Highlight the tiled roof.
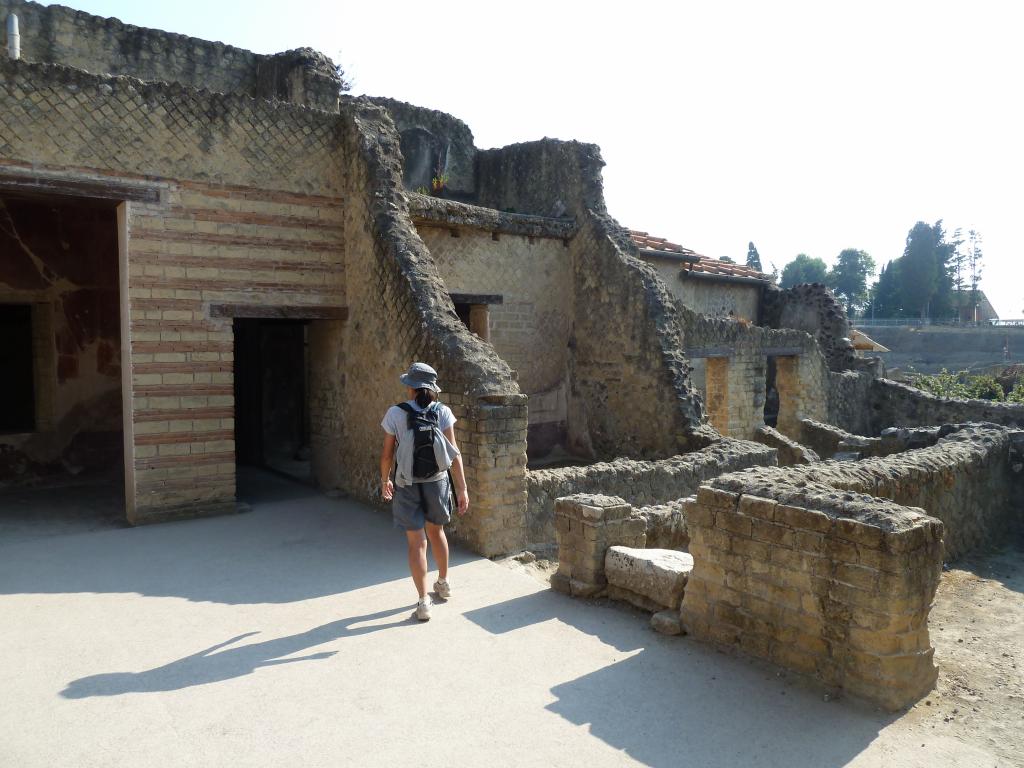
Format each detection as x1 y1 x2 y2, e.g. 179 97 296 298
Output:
629 230 769 281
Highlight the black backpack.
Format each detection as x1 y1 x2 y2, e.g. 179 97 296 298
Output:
397 402 442 479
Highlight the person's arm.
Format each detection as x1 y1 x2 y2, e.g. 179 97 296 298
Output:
443 426 470 515
380 434 396 501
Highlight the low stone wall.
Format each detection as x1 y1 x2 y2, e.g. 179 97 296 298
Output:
752 426 819 465
526 440 776 545
871 378 1024 431
681 481 943 710
634 499 689 550
782 424 1018 560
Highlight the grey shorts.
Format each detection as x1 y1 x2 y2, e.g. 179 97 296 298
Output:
392 475 453 531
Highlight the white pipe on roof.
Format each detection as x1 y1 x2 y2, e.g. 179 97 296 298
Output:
6 13 20 60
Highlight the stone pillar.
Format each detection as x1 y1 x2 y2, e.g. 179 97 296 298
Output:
469 304 490 342
551 494 646 598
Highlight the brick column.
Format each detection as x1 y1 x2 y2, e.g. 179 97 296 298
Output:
551 494 646 597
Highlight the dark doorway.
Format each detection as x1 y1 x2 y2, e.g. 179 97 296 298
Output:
0 304 35 433
234 319 311 483
764 356 779 428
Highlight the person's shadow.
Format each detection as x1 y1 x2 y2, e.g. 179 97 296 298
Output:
61 606 415 698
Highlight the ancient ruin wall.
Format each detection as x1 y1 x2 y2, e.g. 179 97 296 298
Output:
681 481 943 710
1 0 342 109
338 98 528 556
477 139 711 459
827 369 875 435
761 283 857 372
724 424 1018 560
525 439 776 545
680 308 828 440
366 97 476 196
642 255 762 321
870 378 1024 432
420 225 574 458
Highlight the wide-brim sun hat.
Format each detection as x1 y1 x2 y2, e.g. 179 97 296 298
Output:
400 362 441 393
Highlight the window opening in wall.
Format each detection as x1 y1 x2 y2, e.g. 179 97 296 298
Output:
234 318 312 484
764 356 779 428
0 304 35 433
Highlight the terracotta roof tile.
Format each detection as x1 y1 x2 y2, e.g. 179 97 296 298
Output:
630 230 769 281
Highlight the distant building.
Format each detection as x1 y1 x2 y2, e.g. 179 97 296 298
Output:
958 291 999 323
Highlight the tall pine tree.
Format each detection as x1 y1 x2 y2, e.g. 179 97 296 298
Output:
746 242 762 271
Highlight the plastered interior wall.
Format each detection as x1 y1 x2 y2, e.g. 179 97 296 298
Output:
0 196 122 482
419 226 573 457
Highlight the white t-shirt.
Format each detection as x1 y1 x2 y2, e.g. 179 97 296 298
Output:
381 400 456 439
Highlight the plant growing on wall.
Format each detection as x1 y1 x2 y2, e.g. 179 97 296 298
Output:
431 173 449 196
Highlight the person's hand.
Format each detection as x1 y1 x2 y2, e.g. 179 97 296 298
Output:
382 479 394 501
457 488 469 516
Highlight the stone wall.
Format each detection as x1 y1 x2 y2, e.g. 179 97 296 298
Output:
1 0 342 109
870 378 1024 432
731 424 1019 561
337 98 528 556
680 307 828 440
525 439 775 545
762 283 857 372
827 369 875 435
681 480 943 710
418 225 573 458
366 97 476 197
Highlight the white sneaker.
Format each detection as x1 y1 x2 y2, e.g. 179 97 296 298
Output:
414 597 432 621
434 579 451 599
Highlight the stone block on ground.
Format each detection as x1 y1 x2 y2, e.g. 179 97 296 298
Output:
605 546 694 611
651 609 682 635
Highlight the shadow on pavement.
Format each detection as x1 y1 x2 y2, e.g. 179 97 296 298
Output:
0 469 475 605
61 606 417 698
466 589 896 768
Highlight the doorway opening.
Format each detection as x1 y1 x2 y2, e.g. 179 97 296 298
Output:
764 356 779 428
233 318 312 484
0 192 125 530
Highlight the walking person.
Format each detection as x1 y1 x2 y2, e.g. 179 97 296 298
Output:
380 363 469 621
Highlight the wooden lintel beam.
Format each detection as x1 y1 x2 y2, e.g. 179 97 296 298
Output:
449 293 503 306
209 304 348 320
0 173 161 204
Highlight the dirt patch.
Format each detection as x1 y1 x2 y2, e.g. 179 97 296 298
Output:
900 545 1024 764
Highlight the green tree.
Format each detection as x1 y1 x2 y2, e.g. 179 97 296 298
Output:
967 229 984 319
826 248 876 316
899 220 954 319
780 254 828 288
746 242 762 271
719 255 736 264
868 260 904 317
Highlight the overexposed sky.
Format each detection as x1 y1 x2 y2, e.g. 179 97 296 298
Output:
37 0 1024 317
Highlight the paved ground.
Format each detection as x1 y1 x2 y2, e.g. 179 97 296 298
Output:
0 472 1013 767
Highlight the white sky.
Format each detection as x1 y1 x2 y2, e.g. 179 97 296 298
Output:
38 0 1024 317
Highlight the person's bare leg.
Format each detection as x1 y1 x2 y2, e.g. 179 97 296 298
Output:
405 529 428 599
425 522 449 582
